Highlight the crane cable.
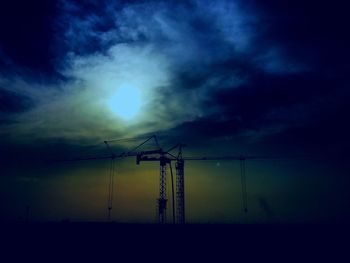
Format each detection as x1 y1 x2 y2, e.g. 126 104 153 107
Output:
240 159 248 214
107 158 116 221
169 162 176 224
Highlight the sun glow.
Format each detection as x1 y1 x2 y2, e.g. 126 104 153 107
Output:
108 85 142 119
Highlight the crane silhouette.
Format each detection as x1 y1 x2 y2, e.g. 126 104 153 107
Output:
50 135 288 224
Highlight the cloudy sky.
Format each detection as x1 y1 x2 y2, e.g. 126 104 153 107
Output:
0 0 349 223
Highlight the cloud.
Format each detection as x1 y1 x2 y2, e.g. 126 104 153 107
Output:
1 0 345 152
0 1 243 141
0 88 33 114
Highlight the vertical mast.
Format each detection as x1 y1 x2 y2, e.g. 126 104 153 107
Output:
158 155 168 224
176 159 185 224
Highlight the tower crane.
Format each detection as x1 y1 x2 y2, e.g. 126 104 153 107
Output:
135 143 184 224
50 135 290 224
136 146 284 224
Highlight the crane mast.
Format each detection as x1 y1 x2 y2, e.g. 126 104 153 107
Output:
136 151 173 224
176 158 185 224
136 143 185 224
158 155 169 224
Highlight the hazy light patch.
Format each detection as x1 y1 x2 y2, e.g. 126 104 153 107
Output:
1 44 173 142
108 85 142 120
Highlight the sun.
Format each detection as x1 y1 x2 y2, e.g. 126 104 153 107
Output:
108 85 142 120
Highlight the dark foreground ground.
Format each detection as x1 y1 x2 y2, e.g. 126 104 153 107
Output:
1 222 349 260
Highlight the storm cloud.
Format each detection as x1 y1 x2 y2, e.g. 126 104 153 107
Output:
0 0 349 154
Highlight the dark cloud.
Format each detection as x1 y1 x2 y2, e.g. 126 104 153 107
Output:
0 0 59 78
158 1 350 154
0 89 34 114
251 1 350 70
0 88 35 126
0 0 349 154
166 67 349 156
